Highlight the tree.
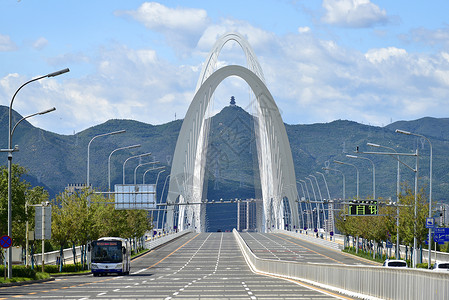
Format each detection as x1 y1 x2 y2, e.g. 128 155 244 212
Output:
398 184 429 247
0 164 49 246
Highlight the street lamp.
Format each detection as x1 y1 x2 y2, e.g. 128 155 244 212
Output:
334 160 359 199
143 167 165 185
6 68 68 279
317 171 334 234
367 142 401 259
122 153 152 184
160 174 171 232
309 175 324 230
108 144 141 192
134 161 159 184
295 181 306 229
15 109 56 267
87 129 126 190
311 174 327 232
346 154 376 200
356 146 419 267
299 179 314 229
323 167 346 201
149 168 166 228
396 129 433 268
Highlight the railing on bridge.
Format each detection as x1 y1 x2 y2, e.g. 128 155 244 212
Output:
234 229 449 300
29 230 193 266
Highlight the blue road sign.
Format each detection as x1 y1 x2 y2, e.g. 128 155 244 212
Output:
0 235 12 249
426 218 435 229
386 240 393 248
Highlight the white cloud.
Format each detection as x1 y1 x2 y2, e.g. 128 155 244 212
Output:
118 2 208 52
32 37 48 50
365 47 407 63
197 19 276 55
121 2 207 33
322 0 388 28
401 27 449 48
4 8 449 135
0 34 17 51
298 26 311 34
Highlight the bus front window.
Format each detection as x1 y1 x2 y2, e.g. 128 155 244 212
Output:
92 242 122 263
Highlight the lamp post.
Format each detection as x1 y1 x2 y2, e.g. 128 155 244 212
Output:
6 68 68 279
299 179 314 229
143 167 165 185
160 175 171 232
108 144 141 192
317 171 334 234
296 181 306 229
134 161 159 184
356 146 419 267
13 108 56 268
87 129 126 192
346 154 376 200
334 160 359 199
310 175 325 230
323 167 345 201
150 169 165 228
122 153 152 184
306 177 320 229
396 129 432 268
367 142 401 259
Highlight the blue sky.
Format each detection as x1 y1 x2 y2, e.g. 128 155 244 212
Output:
1 0 449 135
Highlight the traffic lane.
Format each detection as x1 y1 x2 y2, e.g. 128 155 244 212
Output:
240 232 379 266
0 232 198 299
0 232 354 299
143 232 349 300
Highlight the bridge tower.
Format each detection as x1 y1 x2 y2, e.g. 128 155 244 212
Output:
165 32 299 233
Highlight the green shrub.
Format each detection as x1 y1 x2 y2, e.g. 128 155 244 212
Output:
0 265 37 278
43 265 59 273
416 263 431 269
43 263 88 273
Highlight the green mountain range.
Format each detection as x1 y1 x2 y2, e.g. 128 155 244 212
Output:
0 104 447 231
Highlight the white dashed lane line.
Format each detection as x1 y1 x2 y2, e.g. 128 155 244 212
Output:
242 281 257 300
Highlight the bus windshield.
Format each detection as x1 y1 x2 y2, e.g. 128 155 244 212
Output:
91 241 123 263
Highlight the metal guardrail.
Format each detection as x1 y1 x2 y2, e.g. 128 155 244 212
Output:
30 230 194 266
145 229 193 250
234 229 449 300
32 246 83 265
273 229 343 251
287 229 449 265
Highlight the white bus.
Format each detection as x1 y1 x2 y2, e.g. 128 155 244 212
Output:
90 237 131 276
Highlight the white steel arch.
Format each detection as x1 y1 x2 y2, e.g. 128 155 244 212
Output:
166 64 299 233
196 32 265 93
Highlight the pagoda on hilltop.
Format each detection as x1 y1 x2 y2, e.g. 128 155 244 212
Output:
230 96 236 106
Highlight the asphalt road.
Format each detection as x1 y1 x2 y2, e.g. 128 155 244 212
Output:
240 232 379 266
0 232 356 299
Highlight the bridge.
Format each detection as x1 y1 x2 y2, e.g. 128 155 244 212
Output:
1 231 447 299
2 33 448 299
164 32 300 234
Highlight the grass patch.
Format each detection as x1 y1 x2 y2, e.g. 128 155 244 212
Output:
343 247 391 264
131 248 150 259
343 247 430 268
0 271 50 284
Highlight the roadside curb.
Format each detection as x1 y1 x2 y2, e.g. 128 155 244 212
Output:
50 271 92 277
0 277 54 287
131 249 151 260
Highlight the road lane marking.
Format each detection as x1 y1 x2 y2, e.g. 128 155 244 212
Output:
277 233 379 266
275 234 346 265
145 233 200 270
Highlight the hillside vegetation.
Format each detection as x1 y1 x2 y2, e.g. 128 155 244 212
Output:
0 105 447 209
